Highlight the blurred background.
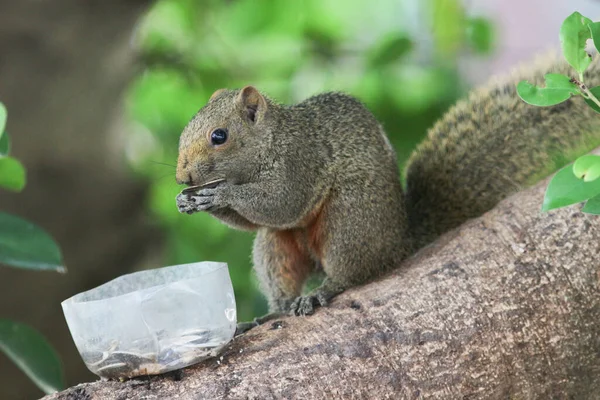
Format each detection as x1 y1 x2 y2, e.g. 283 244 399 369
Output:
1 0 600 398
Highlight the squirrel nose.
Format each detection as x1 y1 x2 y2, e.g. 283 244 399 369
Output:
176 165 194 185
176 155 194 185
176 172 193 186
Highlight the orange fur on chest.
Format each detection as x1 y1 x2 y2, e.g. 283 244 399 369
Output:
273 197 329 268
305 200 328 260
262 197 331 294
271 229 312 293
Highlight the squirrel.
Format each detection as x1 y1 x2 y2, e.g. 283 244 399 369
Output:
175 55 600 327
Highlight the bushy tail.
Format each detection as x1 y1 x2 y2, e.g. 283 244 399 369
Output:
404 53 600 248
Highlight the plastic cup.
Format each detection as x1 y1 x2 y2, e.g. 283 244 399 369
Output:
61 262 236 379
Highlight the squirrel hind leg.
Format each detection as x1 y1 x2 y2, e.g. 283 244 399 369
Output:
252 227 316 313
290 182 410 315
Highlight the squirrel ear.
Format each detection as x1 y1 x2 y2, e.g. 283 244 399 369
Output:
237 86 267 123
209 88 226 103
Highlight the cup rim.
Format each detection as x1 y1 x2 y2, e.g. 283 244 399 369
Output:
61 261 227 306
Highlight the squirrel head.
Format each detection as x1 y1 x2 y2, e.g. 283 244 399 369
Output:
176 86 271 187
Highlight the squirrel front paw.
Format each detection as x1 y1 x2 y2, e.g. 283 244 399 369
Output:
176 193 200 214
176 185 229 214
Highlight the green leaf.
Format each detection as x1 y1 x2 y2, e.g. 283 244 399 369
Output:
0 130 9 156
583 85 600 113
466 17 495 54
560 12 593 76
588 21 600 54
367 34 412 68
0 156 26 192
0 102 6 137
582 193 600 214
573 154 600 181
0 319 64 394
0 212 65 272
516 74 580 106
542 163 600 211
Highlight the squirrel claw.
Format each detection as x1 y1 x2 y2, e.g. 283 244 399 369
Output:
290 293 328 316
290 280 343 316
177 186 229 213
175 193 200 214
175 188 224 213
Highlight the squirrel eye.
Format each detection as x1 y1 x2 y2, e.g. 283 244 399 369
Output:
210 128 228 146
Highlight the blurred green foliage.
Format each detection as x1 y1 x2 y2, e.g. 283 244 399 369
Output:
125 0 495 321
0 102 65 394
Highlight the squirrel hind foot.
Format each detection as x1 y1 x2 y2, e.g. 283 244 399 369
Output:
290 279 345 316
290 293 328 316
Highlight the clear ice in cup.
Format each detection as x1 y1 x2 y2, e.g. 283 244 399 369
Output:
61 262 236 379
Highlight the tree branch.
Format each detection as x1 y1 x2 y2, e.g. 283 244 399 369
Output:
44 173 600 400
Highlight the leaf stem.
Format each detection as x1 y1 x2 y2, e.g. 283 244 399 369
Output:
570 77 600 109
585 89 600 109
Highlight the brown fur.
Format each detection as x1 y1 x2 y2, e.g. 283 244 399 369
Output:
300 195 330 260
177 86 408 314
177 56 600 317
271 230 313 294
406 54 600 247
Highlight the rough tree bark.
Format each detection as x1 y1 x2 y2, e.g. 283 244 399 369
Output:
43 172 600 400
